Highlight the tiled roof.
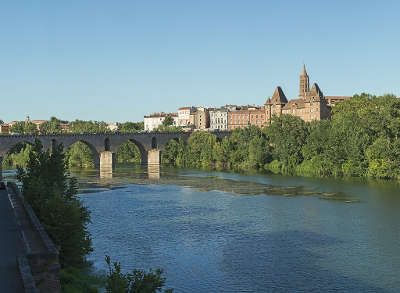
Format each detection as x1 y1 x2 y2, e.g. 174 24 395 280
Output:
282 99 305 110
266 86 288 104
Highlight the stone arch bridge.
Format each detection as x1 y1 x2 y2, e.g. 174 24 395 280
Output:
0 132 231 176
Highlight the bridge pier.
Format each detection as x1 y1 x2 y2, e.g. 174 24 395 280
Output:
100 151 115 171
147 150 161 165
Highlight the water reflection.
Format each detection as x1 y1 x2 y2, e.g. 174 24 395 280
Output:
148 165 160 180
72 164 358 203
100 168 113 179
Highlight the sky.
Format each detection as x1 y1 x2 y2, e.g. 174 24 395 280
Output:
1 0 399 123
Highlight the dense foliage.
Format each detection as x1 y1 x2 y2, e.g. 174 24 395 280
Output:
163 94 400 180
116 141 141 164
16 140 93 267
10 121 38 134
105 256 173 293
118 122 144 133
39 117 66 134
69 120 110 134
2 143 33 169
65 141 96 168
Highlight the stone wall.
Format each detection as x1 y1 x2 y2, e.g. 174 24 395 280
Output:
7 182 61 293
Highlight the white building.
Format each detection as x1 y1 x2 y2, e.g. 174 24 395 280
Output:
177 107 196 127
144 113 178 131
107 122 119 132
209 108 228 130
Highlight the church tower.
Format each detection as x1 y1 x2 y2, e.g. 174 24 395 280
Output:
299 64 309 99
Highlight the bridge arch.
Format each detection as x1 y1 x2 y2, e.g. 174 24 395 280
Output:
128 138 148 164
64 140 100 168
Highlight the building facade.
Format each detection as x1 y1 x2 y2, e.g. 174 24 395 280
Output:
209 108 228 130
0 124 9 134
144 113 178 131
249 108 266 128
194 107 210 130
228 108 250 130
177 107 196 127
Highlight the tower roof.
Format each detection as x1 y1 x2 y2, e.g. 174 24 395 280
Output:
311 83 322 94
267 86 288 104
301 64 308 76
309 83 324 99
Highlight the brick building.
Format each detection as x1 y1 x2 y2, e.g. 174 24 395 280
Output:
265 65 349 124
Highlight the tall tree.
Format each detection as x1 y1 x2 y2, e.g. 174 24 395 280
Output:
39 117 62 134
17 139 92 267
162 116 174 127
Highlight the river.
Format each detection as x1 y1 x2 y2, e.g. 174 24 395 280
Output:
68 164 400 292
6 164 400 292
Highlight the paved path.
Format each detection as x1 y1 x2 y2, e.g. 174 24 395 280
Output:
0 188 24 292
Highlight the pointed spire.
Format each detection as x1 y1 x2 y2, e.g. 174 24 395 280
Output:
301 64 308 76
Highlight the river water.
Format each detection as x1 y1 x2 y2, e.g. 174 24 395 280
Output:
31 165 400 291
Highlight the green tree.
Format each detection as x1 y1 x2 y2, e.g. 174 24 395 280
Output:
39 117 62 134
69 120 110 134
116 141 142 163
213 137 231 168
17 139 92 267
66 142 95 168
10 121 25 134
162 116 174 127
118 122 144 134
264 115 308 173
105 256 173 293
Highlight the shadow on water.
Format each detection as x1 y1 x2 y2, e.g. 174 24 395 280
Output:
218 230 392 293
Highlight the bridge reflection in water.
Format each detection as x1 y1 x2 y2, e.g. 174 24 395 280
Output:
147 165 160 180
99 164 160 180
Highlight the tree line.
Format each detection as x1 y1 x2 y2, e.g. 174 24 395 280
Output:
162 93 400 180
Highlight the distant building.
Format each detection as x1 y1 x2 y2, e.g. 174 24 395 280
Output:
107 122 119 132
177 107 196 127
228 107 250 130
193 107 210 130
265 65 348 123
144 113 178 131
0 124 9 134
209 108 228 131
60 122 70 133
325 96 352 107
249 108 266 128
228 105 266 130
26 116 47 131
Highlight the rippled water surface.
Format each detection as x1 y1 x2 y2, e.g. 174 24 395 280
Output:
70 165 400 292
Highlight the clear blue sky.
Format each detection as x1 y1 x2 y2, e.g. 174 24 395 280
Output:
1 0 399 123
